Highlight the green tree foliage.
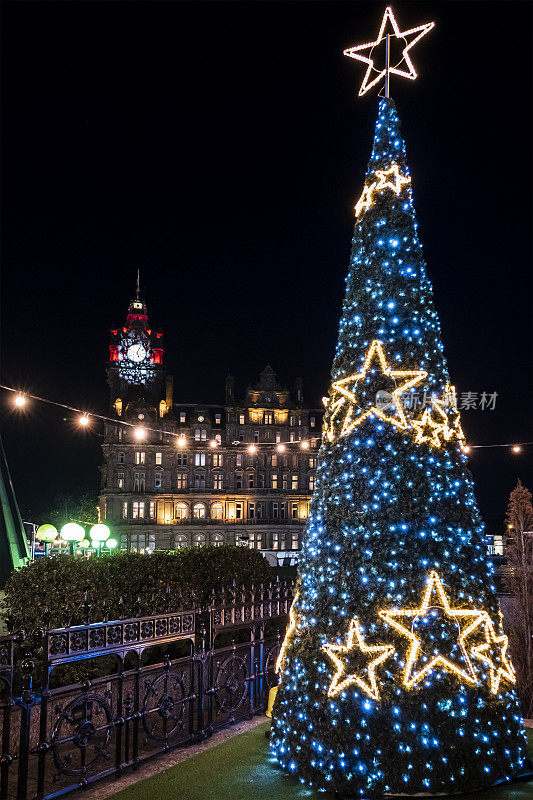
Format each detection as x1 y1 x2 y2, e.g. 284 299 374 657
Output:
40 490 99 529
504 480 533 717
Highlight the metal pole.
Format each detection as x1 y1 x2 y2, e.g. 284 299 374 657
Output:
385 33 390 98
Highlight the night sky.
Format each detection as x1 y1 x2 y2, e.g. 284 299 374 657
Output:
1 1 532 527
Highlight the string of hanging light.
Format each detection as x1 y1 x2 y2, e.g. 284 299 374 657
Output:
2 384 530 454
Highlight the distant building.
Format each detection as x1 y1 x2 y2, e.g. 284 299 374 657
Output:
98 284 323 561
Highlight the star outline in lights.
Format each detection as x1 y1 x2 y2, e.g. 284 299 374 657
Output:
323 618 395 700
411 407 448 448
379 571 486 689
324 340 427 442
275 589 300 674
343 6 435 97
471 617 516 695
411 383 467 450
354 163 411 218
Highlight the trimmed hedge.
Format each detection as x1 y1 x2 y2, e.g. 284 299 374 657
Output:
2 546 272 632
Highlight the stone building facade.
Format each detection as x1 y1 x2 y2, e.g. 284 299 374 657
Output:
98 287 322 559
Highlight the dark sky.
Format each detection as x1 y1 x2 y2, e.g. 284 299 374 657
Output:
1 1 532 526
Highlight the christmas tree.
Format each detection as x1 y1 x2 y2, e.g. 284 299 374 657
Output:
270 88 527 800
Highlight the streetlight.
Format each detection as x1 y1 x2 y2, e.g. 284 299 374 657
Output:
90 523 111 556
36 524 58 557
60 522 85 556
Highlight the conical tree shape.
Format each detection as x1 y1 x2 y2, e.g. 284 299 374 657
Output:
271 98 527 796
0 435 30 588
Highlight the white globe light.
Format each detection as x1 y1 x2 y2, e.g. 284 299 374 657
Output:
90 523 111 542
36 524 58 543
60 523 85 542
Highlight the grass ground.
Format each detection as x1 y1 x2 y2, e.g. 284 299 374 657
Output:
109 724 532 800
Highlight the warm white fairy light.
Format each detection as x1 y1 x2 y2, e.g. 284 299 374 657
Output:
343 6 435 97
14 394 27 407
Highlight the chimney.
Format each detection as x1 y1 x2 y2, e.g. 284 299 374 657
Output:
165 375 174 408
295 377 303 405
225 374 235 404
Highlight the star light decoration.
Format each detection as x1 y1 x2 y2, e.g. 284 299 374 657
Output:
471 617 516 695
324 339 427 443
355 163 411 217
276 589 300 674
322 619 394 700
344 6 435 97
379 571 487 689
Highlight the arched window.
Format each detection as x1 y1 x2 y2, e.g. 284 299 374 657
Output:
211 502 224 520
193 503 206 519
194 428 201 441
175 502 188 520
173 533 188 549
114 397 123 416
193 533 207 547
211 533 224 548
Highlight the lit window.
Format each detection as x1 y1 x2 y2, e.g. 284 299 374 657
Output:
133 472 145 491
193 503 206 519
212 533 224 547
118 428 123 441
195 453 206 466
213 473 224 490
249 532 262 549
310 416 316 428
194 473 206 489
201 429 207 441
271 473 278 489
309 456 317 468
298 417 302 426
180 411 186 423
149 501 155 519
174 533 188 548
292 531 299 550
272 454 278 467
272 531 279 549
193 533 206 547
194 429 201 441
117 472 124 489
176 473 187 489
290 415 295 426
236 453 243 466
265 412 273 425
236 502 243 519
239 413 245 425
155 472 162 489
214 433 222 444
213 453 223 467
135 451 145 465
291 474 299 491
309 475 315 491
118 452 125 464
133 501 145 519
291 501 298 519
175 502 188 519
122 501 128 519
290 432 296 443
155 452 162 465
215 413 221 424
276 431 281 443
235 472 243 489
283 474 289 490
211 502 223 520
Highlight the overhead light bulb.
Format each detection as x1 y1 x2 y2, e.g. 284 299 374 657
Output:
276 443 286 452
79 414 90 427
14 394 27 407
512 445 521 453
177 436 186 448
209 440 218 448
300 440 310 450
134 426 146 440
248 444 257 454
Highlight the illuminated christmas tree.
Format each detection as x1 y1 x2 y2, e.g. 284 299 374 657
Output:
270 9 527 796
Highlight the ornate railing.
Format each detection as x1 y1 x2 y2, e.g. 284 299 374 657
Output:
0 581 293 800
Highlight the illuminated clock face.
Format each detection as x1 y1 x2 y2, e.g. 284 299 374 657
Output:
127 343 147 362
118 334 155 385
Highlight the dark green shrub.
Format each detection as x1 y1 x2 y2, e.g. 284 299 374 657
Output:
2 545 272 632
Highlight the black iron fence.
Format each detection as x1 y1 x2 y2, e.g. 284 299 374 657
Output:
0 582 293 800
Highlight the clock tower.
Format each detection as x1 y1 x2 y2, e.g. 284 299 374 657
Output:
107 274 169 412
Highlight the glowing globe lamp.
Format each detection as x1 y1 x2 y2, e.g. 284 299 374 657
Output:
90 524 110 542
79 538 91 549
60 523 85 542
36 524 58 543
106 538 118 549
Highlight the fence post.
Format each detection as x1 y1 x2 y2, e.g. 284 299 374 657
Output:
16 658 35 800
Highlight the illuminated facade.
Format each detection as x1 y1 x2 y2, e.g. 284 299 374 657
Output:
99 290 322 555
